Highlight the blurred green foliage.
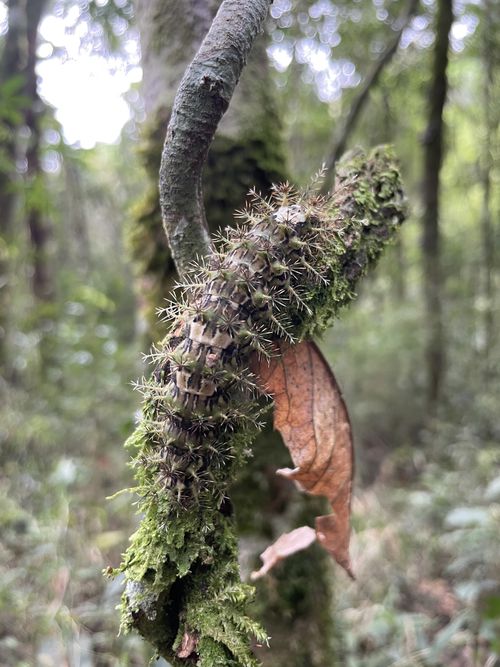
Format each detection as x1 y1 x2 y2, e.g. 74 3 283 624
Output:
0 0 499 665
0 128 152 663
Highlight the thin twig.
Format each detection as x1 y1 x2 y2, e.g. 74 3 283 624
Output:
321 0 419 193
159 0 272 277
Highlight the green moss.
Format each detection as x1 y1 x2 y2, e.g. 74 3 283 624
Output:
116 406 267 664
204 130 287 235
115 147 405 666
253 544 340 667
293 147 406 340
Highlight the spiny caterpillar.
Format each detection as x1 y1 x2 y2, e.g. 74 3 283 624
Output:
115 148 406 667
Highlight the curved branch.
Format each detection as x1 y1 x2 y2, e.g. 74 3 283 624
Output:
321 0 419 193
159 0 272 277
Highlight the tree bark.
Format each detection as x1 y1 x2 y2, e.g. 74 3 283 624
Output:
421 0 453 408
118 145 406 666
158 0 271 274
0 0 24 373
131 1 337 665
131 0 285 339
479 0 499 373
24 0 53 304
63 157 91 278
131 0 219 337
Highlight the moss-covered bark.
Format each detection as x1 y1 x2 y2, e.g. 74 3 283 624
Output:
0 0 24 372
116 148 406 665
233 428 340 666
127 101 337 667
127 2 344 665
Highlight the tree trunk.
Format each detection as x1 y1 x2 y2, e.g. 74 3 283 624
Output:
131 1 338 665
24 0 53 304
63 157 91 278
479 0 499 374
0 0 24 373
420 0 453 408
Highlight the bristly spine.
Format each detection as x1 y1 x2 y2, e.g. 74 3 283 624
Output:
114 147 406 667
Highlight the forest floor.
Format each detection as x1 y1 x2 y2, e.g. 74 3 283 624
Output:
1 266 499 667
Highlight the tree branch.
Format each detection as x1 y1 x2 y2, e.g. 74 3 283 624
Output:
118 147 406 667
119 4 407 665
321 0 419 193
159 0 272 277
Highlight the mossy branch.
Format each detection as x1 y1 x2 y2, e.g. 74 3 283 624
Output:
119 2 407 665
159 0 272 277
115 147 406 666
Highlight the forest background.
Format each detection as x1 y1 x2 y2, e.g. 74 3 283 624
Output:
0 0 499 665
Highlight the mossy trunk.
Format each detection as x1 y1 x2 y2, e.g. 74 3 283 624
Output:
479 0 499 373
25 0 52 303
130 2 339 665
118 148 405 666
24 0 56 375
0 0 24 375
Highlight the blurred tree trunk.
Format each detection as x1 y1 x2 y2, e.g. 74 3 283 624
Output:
130 0 215 337
420 0 453 408
0 0 24 374
64 157 91 278
132 0 285 339
479 0 499 374
381 83 406 303
24 0 53 303
132 1 339 665
23 0 56 375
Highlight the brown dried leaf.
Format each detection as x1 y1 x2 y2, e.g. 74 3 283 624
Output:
252 340 354 578
177 630 198 659
250 526 317 580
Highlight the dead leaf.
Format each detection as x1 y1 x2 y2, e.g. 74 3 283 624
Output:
177 630 198 658
251 340 354 578
251 526 317 580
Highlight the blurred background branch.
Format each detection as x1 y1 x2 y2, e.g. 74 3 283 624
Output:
321 0 420 192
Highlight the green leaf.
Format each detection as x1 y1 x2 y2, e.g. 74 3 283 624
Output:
483 595 500 620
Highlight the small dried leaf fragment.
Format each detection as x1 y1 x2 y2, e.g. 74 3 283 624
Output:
177 630 198 659
252 340 354 577
251 526 316 580
316 486 354 578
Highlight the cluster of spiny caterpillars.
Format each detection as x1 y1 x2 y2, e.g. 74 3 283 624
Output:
114 147 406 667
